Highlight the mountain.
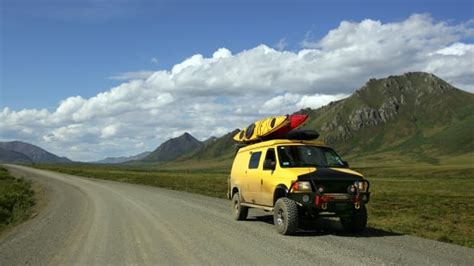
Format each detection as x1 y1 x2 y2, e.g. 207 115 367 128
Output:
169 72 472 167
298 72 474 164
0 147 34 164
185 129 240 161
94 151 151 164
141 133 204 162
202 136 218 146
0 141 71 163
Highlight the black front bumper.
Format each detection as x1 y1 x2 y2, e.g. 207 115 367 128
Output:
288 191 371 217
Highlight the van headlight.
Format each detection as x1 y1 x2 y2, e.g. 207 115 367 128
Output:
355 181 368 192
291 181 312 193
347 185 357 194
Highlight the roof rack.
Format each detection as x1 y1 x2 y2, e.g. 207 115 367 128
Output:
234 130 320 150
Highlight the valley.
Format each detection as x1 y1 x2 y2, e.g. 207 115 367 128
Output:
3 72 474 248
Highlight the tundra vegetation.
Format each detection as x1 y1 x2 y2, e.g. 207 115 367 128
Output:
0 167 35 233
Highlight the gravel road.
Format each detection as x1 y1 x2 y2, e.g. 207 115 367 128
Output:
1 165 472 265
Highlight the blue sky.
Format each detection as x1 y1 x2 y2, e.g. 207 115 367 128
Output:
1 0 473 160
2 0 472 110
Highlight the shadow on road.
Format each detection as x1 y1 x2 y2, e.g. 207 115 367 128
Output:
245 214 401 238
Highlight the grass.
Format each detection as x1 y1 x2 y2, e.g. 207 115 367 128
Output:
34 162 474 248
36 163 229 198
0 166 35 233
359 168 474 248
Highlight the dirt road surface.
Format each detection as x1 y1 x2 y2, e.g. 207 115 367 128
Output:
1 165 472 265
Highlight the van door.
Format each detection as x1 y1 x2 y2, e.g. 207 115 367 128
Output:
246 150 262 204
259 148 277 206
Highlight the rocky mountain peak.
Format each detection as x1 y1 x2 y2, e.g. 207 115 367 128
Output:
319 72 469 144
358 72 456 97
180 132 198 142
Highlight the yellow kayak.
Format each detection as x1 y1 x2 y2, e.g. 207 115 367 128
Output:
233 115 290 142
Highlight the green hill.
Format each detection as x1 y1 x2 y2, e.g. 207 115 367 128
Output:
298 72 474 166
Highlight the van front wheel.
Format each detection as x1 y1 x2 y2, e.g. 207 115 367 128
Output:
274 198 298 235
232 192 248 220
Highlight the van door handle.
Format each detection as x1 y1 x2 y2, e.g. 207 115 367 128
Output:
261 179 263 185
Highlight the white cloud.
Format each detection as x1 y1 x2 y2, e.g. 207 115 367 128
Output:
424 42 474 91
101 124 119 138
434 42 474 56
1 14 472 161
274 38 288 51
260 93 349 115
260 93 301 115
297 94 349 109
212 48 232 59
300 30 317 49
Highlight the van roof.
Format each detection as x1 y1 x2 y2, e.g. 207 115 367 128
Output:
237 139 328 153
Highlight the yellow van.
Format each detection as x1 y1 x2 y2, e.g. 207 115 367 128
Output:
228 137 370 235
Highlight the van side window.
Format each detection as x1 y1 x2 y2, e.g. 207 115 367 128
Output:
262 148 276 170
264 148 276 165
248 152 262 169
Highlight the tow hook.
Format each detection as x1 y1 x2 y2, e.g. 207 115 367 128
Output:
321 202 327 210
354 202 361 209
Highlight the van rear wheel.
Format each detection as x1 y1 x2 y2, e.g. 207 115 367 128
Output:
232 192 248 220
274 197 298 235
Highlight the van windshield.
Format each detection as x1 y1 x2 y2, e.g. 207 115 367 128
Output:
277 145 345 168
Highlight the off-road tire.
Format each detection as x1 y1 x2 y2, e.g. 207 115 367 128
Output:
273 197 298 235
340 204 367 233
232 192 248 220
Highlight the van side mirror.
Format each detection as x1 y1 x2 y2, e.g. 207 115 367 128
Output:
263 159 276 171
342 161 349 168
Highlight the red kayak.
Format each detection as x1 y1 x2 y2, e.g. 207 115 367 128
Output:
263 114 308 140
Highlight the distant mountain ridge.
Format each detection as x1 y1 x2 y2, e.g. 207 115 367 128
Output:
94 151 151 164
182 129 239 161
0 141 71 163
141 133 204 162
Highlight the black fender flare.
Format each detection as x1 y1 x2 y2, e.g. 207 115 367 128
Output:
273 184 289 204
231 186 241 199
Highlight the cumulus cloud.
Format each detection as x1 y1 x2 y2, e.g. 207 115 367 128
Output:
1 14 473 161
274 38 288 51
425 42 474 90
259 93 350 115
434 42 474 56
101 124 119 138
297 94 349 109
